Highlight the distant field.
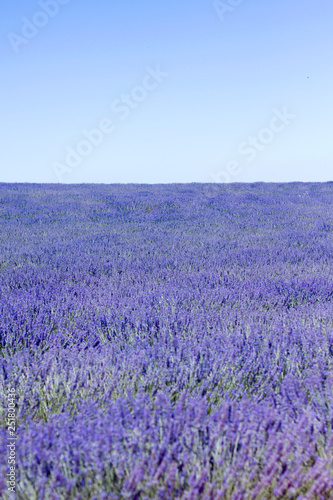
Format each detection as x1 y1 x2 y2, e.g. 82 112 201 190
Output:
1 182 333 499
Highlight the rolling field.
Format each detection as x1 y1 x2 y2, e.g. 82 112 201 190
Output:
1 182 333 499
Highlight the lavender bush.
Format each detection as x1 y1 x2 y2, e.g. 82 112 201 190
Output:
0 182 333 499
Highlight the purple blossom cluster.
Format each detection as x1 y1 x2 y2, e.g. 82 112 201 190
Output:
0 182 333 499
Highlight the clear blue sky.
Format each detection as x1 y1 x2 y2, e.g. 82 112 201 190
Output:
1 0 332 183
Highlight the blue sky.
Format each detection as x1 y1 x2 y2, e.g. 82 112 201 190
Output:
1 0 332 183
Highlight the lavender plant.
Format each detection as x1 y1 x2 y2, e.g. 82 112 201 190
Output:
0 182 333 499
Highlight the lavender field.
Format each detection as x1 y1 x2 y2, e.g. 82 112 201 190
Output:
1 182 333 499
